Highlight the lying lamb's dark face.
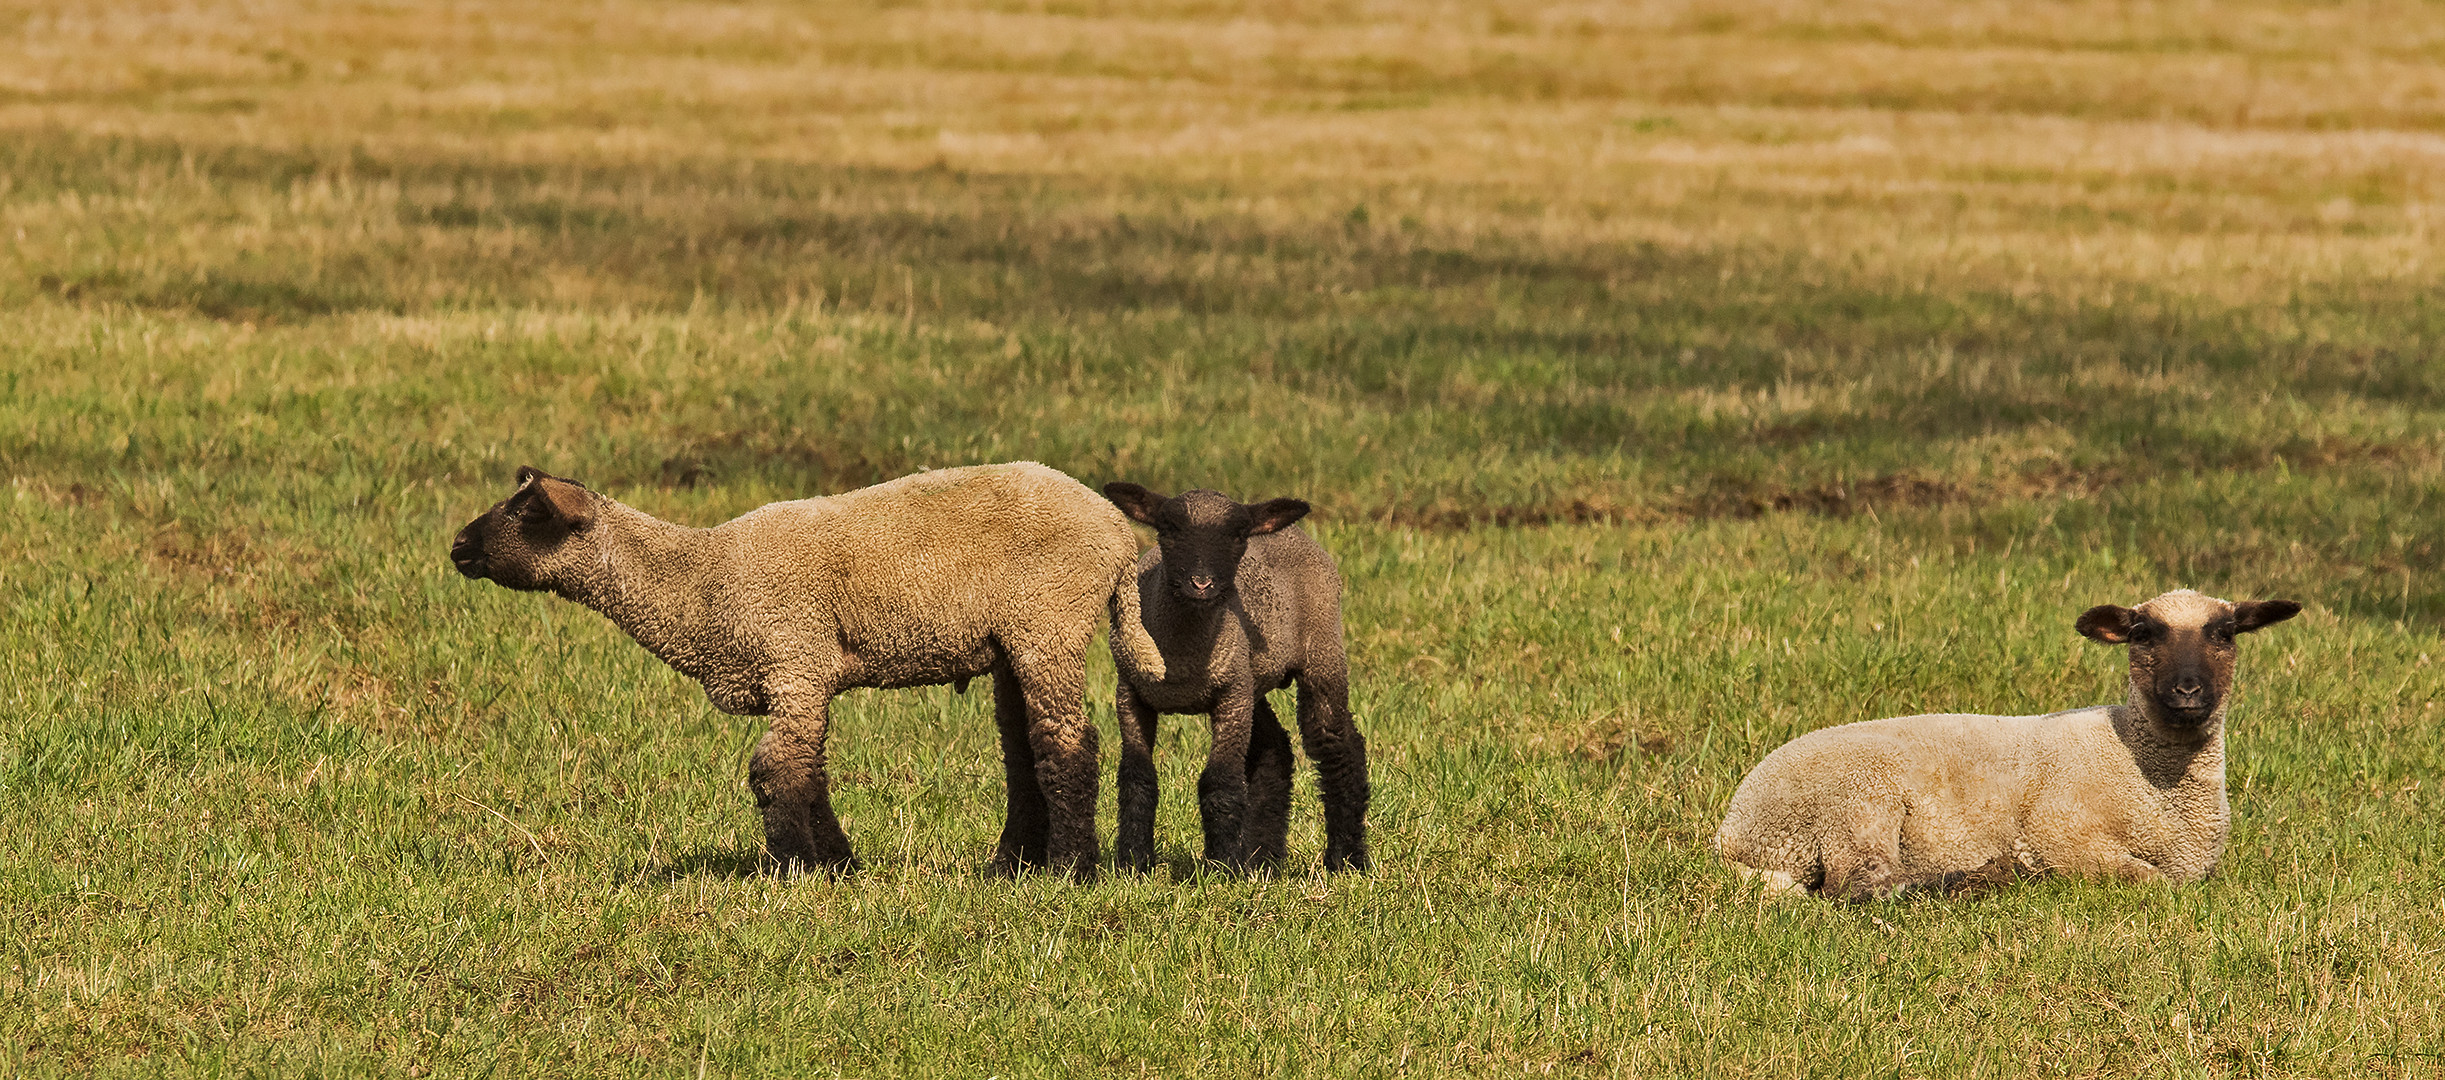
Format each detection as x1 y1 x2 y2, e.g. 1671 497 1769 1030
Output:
1103 483 1309 606
2076 589 2301 727
450 465 597 592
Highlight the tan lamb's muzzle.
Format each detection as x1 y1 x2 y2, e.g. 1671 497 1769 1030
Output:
449 519 493 579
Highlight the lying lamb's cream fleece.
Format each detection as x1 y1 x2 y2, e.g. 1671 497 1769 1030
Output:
1714 589 2300 900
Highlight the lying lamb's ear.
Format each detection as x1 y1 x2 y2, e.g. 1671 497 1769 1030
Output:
515 464 545 487
2232 600 2302 634
2075 604 2141 644
1245 497 1310 536
1103 482 1166 526
530 476 595 531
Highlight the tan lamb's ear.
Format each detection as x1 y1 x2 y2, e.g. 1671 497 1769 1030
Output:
2075 604 2140 644
530 476 595 530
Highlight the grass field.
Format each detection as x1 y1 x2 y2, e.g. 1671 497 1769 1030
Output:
7 0 2445 1074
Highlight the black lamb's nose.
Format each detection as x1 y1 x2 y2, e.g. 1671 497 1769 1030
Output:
1190 575 1215 592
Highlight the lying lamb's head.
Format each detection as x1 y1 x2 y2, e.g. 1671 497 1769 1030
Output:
1103 483 1308 606
450 465 600 592
2075 589 2300 728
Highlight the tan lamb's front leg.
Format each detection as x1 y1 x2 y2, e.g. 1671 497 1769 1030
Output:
749 696 858 876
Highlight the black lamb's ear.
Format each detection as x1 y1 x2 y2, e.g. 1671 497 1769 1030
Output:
514 464 545 486
2233 600 2303 634
1103 482 1166 527
2075 604 2140 644
1245 497 1310 536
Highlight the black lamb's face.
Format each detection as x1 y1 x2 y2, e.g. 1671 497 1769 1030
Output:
449 465 598 593
1102 483 1310 606
2075 590 2302 728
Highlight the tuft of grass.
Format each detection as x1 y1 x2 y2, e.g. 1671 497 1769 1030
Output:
6 1 2445 1075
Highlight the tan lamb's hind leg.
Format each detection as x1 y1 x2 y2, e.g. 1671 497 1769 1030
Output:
1010 642 1101 881
988 663 1050 875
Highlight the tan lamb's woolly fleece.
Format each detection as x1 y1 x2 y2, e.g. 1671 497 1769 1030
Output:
1714 589 2300 900
450 461 1165 880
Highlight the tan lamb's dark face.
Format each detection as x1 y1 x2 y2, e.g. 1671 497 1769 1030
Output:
449 465 598 593
2076 589 2301 727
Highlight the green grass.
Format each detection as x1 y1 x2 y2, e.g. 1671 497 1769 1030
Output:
9 0 2445 1075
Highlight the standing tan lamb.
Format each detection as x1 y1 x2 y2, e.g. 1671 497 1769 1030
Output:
449 461 1166 879
1714 589 2300 900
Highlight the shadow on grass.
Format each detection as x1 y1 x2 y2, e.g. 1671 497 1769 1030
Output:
1116 851 1317 884
653 843 1282 884
661 844 774 880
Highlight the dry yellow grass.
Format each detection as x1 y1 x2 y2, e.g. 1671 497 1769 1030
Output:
6 0 2443 307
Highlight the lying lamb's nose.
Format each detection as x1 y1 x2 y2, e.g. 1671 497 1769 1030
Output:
2173 675 2204 694
1190 575 1215 591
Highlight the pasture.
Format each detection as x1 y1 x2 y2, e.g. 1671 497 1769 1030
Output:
5 1 2445 1074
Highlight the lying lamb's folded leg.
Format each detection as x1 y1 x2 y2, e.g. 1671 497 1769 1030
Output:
1016 661 1100 881
1818 802 1906 901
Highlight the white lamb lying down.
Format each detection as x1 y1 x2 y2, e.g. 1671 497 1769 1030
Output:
1714 589 2301 900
